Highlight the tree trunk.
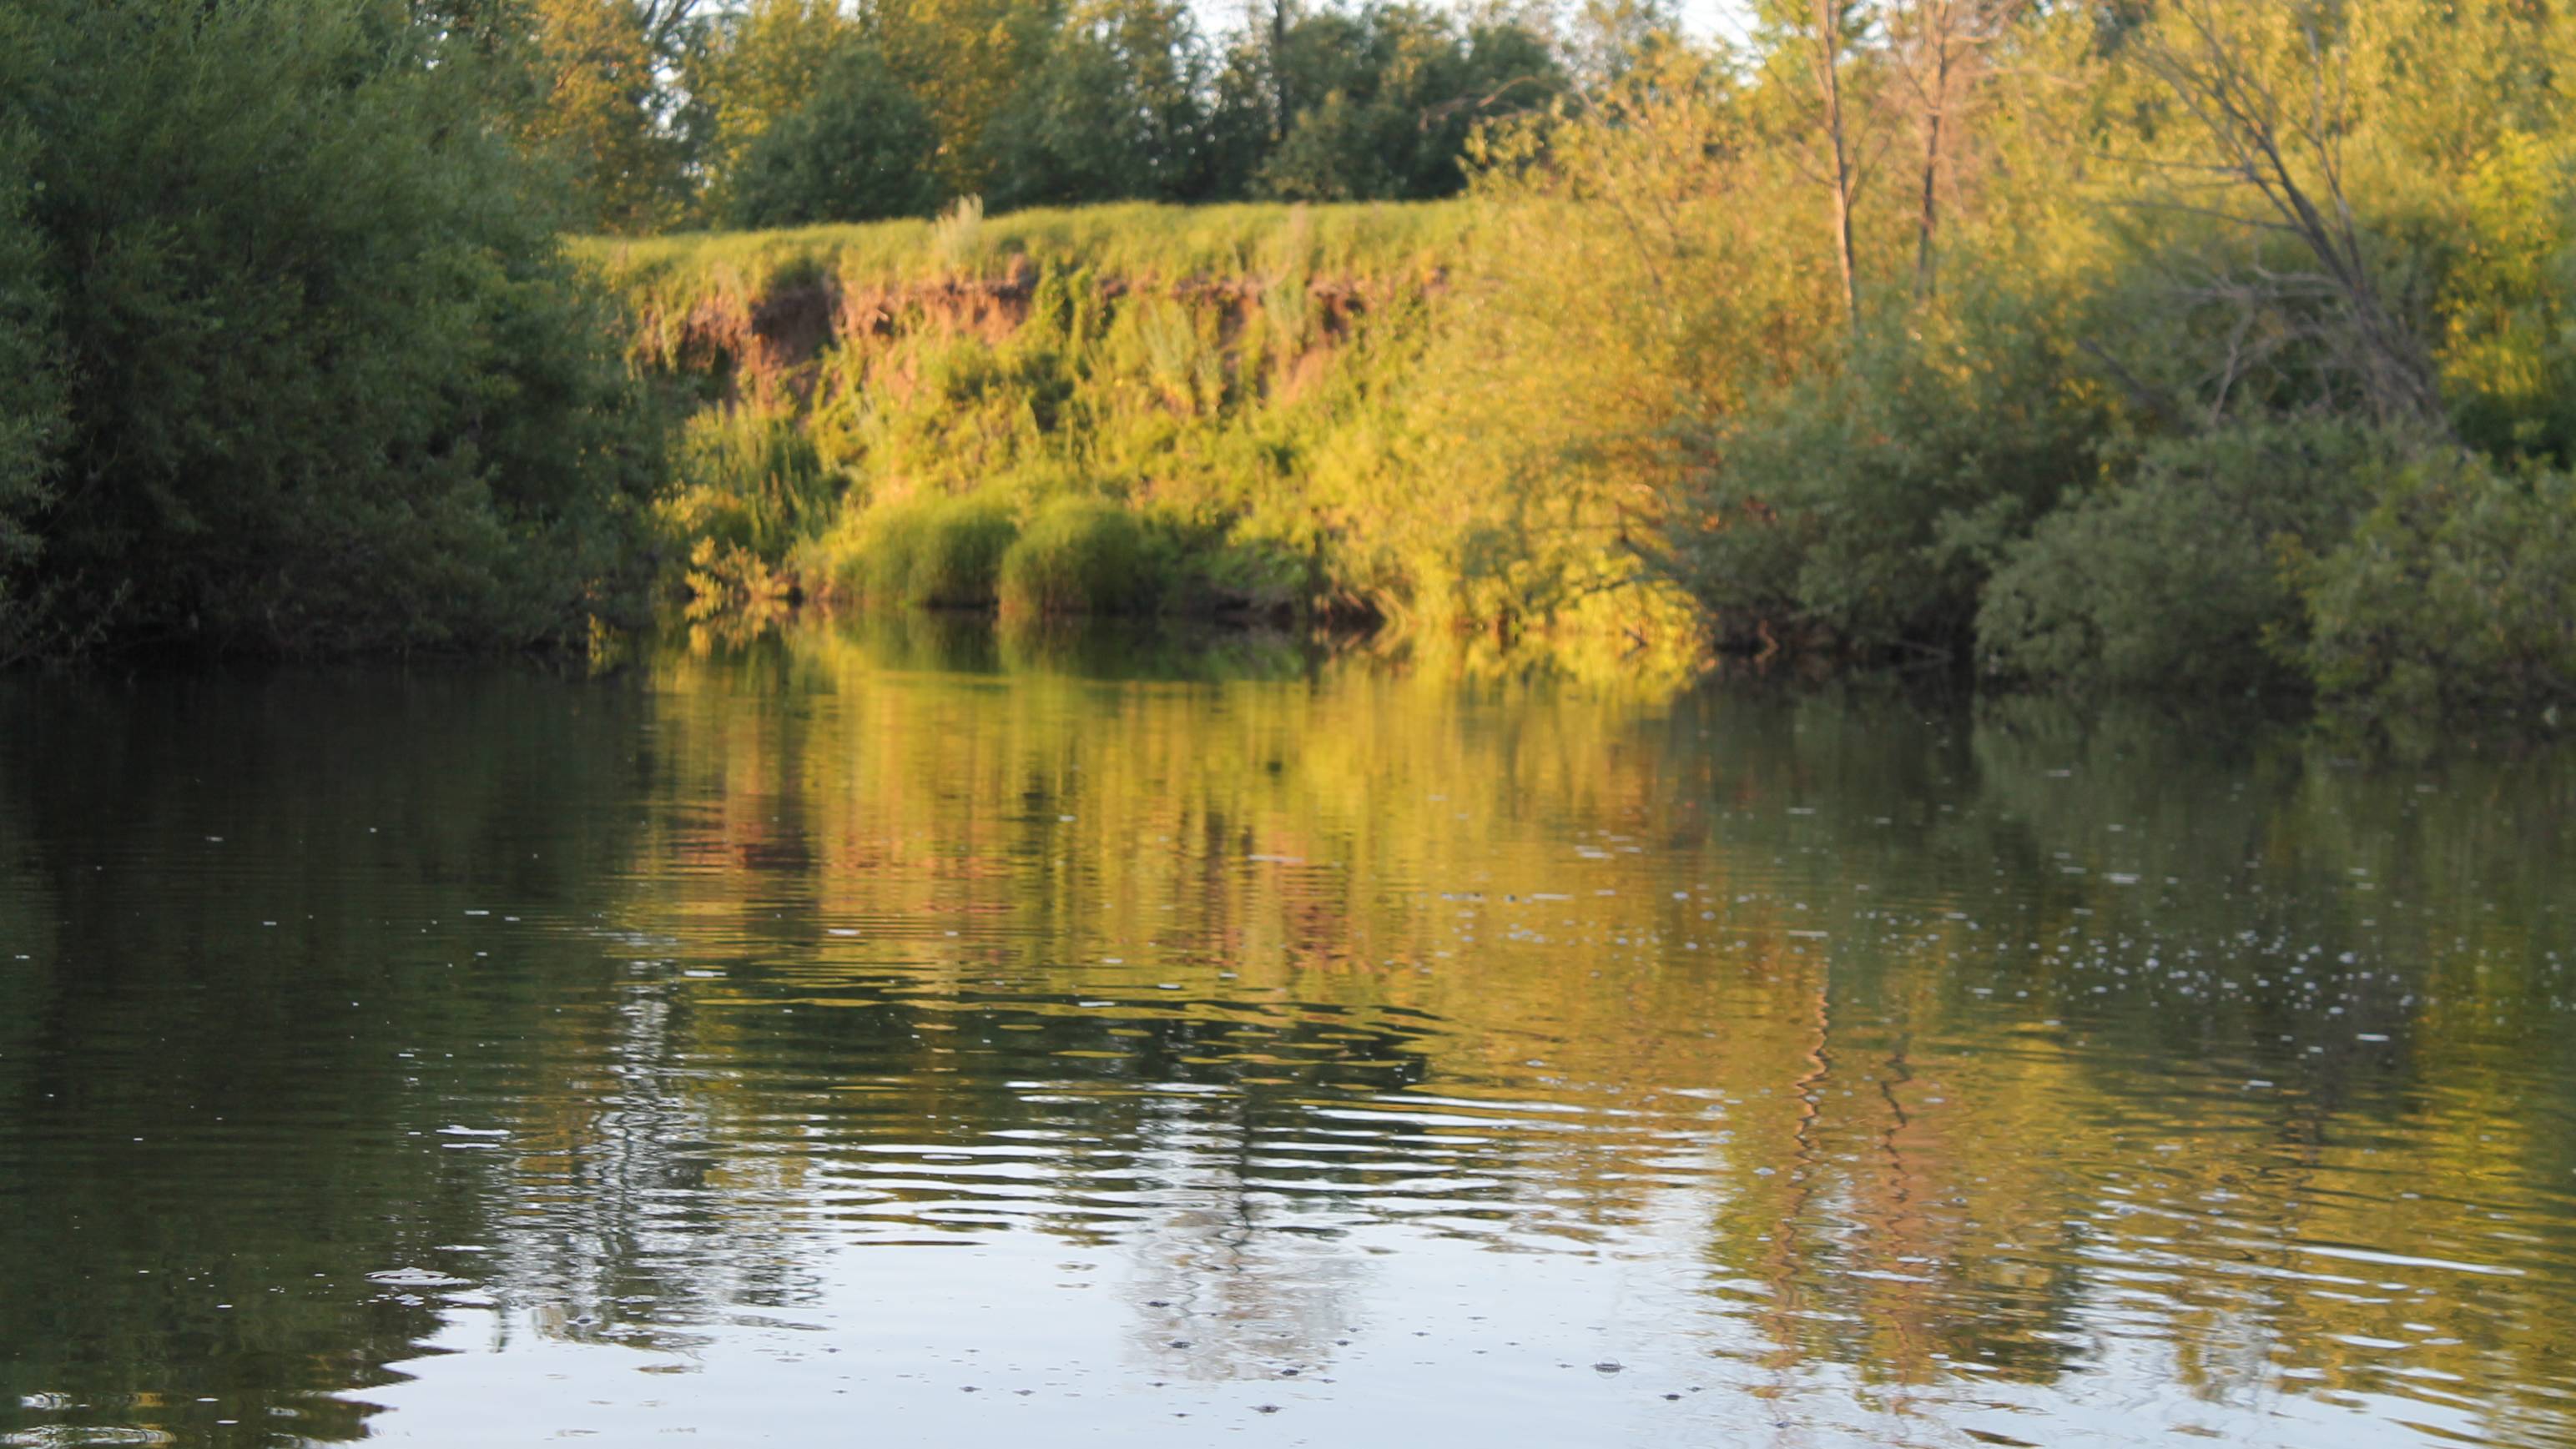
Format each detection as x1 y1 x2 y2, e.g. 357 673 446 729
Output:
2138 0 2445 428
1914 34 1951 298
1271 0 1291 142
1816 0 1862 335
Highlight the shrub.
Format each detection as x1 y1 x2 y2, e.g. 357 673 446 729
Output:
983 0 1217 211
930 195 987 273
1977 421 2389 695
841 502 929 604
1249 10 1566 203
2291 455 2576 725
1680 288 2120 657
910 496 1019 606
997 497 1159 616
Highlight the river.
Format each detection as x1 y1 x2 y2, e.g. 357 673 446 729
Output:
3 616 2570 1446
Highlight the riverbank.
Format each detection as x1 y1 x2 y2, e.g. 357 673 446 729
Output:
10 1 2570 742
587 189 2576 745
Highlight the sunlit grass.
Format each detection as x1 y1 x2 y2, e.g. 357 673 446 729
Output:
572 200 1476 318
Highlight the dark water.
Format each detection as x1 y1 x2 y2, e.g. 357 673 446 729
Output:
3 618 2573 1448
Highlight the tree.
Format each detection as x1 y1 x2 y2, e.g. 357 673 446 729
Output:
693 0 872 216
1248 4 1565 202
1754 0 1874 333
1886 0 2021 298
2126 0 2442 426
0 0 659 656
1562 0 1683 89
722 43 942 226
875 0 1061 196
0 120 63 659
526 0 698 231
986 0 1218 209
1812 0 1863 331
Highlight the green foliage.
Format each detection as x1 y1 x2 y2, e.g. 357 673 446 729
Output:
721 44 941 228
612 0 2576 729
2434 131 2576 465
1382 0 2576 719
1372 44 1822 642
1250 8 1567 203
986 0 1219 209
582 199 1470 298
874 0 1058 197
524 0 698 234
906 496 1020 606
1978 421 2391 695
667 0 1565 220
2290 454 2576 726
0 0 660 659
600 204 1455 631
1677 287 2122 655
693 0 869 204
663 405 832 563
0 121 63 660
998 497 1159 616
829 494 1021 608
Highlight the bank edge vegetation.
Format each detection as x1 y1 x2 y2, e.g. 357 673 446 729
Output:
3 0 2574 739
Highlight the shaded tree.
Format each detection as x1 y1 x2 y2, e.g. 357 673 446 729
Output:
0 0 659 657
0 122 63 662
1246 3 1566 202
723 43 942 226
876 0 1061 195
527 0 698 231
693 0 871 216
1887 0 2023 298
986 0 1220 208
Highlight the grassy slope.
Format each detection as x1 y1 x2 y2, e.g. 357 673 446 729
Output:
580 202 1485 629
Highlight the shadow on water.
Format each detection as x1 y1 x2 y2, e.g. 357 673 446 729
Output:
0 616 2571 1446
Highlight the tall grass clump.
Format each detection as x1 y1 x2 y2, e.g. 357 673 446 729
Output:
664 405 832 562
832 494 1018 607
662 404 830 616
930 194 987 273
997 497 1159 616
908 496 1017 606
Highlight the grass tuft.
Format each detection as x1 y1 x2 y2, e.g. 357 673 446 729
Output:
998 497 1159 616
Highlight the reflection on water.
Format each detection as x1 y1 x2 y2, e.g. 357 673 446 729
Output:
1 616 2572 1447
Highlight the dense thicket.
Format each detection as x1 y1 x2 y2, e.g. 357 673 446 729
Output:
0 0 659 661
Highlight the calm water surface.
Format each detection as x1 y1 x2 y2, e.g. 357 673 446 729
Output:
3 619 2573 1447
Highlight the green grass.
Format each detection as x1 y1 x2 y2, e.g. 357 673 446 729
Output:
997 497 1158 616
819 492 1020 608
